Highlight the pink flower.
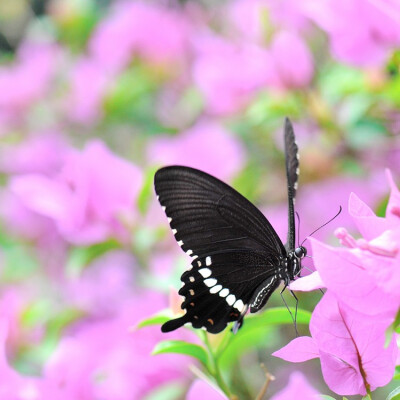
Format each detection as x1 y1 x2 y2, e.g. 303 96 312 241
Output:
228 0 310 42
302 0 400 67
89 1 190 73
187 379 227 400
263 171 388 250
192 36 276 115
0 42 58 129
292 170 400 317
67 58 110 125
273 292 398 396
66 250 136 315
348 170 400 239
269 31 313 88
228 0 271 42
44 292 192 399
270 371 320 400
10 140 143 245
0 132 68 175
0 190 59 242
148 121 246 181
303 237 400 317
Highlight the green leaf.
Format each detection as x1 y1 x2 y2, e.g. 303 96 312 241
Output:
320 64 365 104
138 166 159 214
393 366 400 380
218 307 311 368
232 164 263 203
144 382 185 400
66 239 121 276
137 310 172 328
244 306 311 330
387 386 400 400
385 308 400 347
344 119 387 150
376 194 389 218
57 6 100 52
152 340 209 366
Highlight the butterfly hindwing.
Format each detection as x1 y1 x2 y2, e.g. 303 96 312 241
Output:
163 250 282 333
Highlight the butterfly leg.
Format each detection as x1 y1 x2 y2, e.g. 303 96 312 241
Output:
280 286 299 337
289 289 299 338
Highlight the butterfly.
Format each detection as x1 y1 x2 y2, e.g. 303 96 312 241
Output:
154 118 306 334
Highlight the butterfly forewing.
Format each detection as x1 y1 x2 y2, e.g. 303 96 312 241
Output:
155 166 286 257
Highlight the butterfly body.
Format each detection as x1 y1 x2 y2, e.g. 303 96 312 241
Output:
154 118 305 334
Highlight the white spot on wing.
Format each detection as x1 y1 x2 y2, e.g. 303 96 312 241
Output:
168 217 172 223
226 294 236 306
204 278 217 287
197 261 202 267
189 276 195 282
178 240 184 247
296 167 300 175
162 206 166 211
294 182 298 190
210 284 222 294
234 299 244 312
199 268 212 278
206 256 212 266
186 249 193 256
219 288 229 297
172 229 177 234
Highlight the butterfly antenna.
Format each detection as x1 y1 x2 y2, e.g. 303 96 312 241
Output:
300 206 342 247
295 211 301 248
291 290 299 337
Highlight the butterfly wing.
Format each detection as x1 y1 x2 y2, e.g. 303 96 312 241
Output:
155 166 286 333
284 118 300 251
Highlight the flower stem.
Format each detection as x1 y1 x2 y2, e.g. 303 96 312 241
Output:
202 331 234 398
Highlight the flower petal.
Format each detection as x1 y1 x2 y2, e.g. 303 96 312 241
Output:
272 336 319 362
289 271 325 291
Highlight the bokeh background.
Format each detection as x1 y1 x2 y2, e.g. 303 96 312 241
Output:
0 0 399 399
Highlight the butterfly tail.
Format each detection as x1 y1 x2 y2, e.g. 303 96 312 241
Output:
161 315 188 333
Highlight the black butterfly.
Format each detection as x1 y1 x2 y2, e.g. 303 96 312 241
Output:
154 118 306 334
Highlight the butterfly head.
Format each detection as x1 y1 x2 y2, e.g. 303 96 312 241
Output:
294 245 307 259
291 246 307 278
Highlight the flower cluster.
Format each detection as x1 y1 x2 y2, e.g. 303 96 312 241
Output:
275 170 400 396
